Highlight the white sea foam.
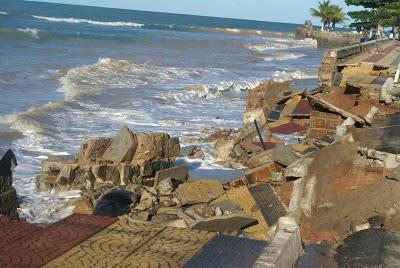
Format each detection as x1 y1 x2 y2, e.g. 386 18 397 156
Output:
272 70 317 81
0 11 8 15
246 37 317 52
261 52 306 62
32 15 144 27
16 28 41 39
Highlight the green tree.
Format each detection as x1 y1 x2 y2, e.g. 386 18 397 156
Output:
329 5 346 31
346 0 400 29
310 0 332 31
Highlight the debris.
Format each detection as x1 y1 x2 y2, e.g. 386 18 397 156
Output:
175 180 225 205
191 215 258 233
273 143 300 167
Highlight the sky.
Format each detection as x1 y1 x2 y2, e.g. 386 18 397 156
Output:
32 0 360 25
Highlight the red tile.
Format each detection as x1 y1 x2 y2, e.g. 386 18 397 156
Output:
270 122 305 135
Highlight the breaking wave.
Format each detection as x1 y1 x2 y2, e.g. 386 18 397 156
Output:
32 15 144 28
272 70 317 81
0 11 8 15
0 28 43 39
261 52 306 62
246 37 317 52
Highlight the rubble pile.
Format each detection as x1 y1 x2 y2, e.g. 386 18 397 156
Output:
36 126 180 193
208 42 400 263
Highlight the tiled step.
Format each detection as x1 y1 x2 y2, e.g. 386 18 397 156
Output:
0 213 117 268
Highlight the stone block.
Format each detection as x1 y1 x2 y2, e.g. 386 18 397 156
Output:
175 180 224 205
133 133 170 161
242 108 269 127
77 137 112 163
155 165 187 188
245 162 280 185
102 126 138 163
273 143 300 167
191 215 258 233
246 150 274 169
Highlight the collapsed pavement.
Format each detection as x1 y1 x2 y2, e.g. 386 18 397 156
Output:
208 40 400 266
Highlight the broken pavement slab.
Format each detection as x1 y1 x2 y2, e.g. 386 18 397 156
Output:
175 180 225 205
154 165 188 187
248 183 287 227
191 214 258 233
273 143 300 167
244 162 281 185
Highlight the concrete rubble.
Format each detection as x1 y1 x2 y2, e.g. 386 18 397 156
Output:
206 40 400 266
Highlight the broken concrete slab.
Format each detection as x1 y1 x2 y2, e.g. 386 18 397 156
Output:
77 138 112 163
191 215 258 233
154 166 188 187
308 94 365 124
246 150 274 169
249 183 287 227
273 143 300 167
245 162 281 185
246 80 294 111
175 180 224 205
242 108 269 127
102 127 138 163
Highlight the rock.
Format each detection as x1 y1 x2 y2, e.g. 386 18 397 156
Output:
215 207 223 216
175 180 224 205
154 166 188 187
93 189 136 217
159 196 176 207
284 157 314 178
245 162 280 185
273 143 300 167
135 190 157 211
242 108 269 127
246 80 294 111
102 126 138 162
73 197 94 214
181 145 205 159
133 133 179 161
167 219 188 229
77 138 112 163
0 188 18 219
157 178 174 195
191 215 258 233
386 166 400 181
246 150 274 169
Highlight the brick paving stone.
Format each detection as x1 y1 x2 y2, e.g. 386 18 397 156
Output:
184 235 267 268
0 217 40 250
47 218 214 268
0 213 117 268
249 183 287 227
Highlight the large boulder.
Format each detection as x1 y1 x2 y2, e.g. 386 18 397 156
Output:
133 133 180 161
175 180 225 205
77 137 112 163
102 127 138 163
246 80 294 111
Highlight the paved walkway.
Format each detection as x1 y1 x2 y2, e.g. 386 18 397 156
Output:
0 214 268 268
343 41 400 67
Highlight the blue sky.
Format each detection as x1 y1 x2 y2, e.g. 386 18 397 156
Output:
34 0 359 25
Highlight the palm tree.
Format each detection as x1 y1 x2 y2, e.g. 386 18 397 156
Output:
310 0 331 31
329 5 346 31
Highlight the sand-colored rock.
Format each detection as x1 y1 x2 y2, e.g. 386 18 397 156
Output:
102 127 138 163
175 180 224 205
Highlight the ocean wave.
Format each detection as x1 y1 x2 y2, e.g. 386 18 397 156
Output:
32 15 144 28
17 28 41 39
0 11 8 15
272 70 317 81
261 52 306 62
246 37 317 52
0 27 43 39
200 27 290 38
177 80 260 99
0 102 67 135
